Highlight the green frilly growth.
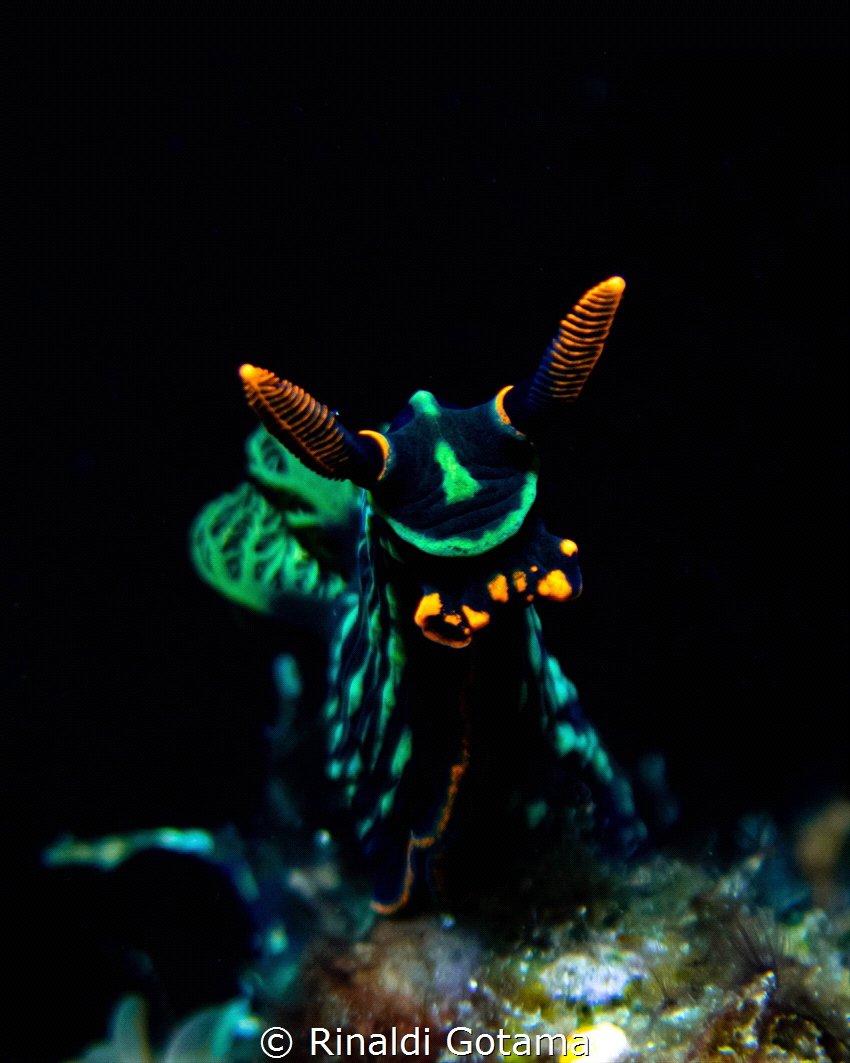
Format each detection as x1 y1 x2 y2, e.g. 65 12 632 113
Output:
244 424 358 525
189 426 359 618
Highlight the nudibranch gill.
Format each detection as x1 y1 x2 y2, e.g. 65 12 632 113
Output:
191 277 645 913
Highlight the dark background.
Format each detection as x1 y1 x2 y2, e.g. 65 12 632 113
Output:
5 7 847 1061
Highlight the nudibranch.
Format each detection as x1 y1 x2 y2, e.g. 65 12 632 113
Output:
191 277 645 913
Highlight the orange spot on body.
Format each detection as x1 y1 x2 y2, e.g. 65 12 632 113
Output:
414 592 443 628
560 539 578 556
416 593 471 645
461 605 490 630
422 629 472 647
488 574 509 602
513 570 528 592
537 569 572 601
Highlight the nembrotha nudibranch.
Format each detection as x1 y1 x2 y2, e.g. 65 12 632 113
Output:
191 277 645 913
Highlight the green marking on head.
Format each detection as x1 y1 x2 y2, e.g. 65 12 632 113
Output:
373 471 537 557
364 387 540 557
409 390 441 418
434 439 480 504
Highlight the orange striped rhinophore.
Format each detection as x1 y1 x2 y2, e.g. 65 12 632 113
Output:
239 364 353 480
527 276 625 412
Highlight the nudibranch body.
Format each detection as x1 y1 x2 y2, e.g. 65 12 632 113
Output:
191 278 645 912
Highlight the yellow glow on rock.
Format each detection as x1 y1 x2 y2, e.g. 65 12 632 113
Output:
559 1023 629 1063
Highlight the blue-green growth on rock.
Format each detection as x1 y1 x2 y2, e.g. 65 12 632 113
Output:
191 277 645 913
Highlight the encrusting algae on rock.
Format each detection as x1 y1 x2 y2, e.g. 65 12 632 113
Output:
265 852 846 1061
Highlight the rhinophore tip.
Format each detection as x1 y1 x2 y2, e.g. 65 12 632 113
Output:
239 363 262 383
237 360 386 487
523 275 626 414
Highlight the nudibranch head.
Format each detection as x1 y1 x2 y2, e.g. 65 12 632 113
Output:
239 278 624 643
367 387 539 557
